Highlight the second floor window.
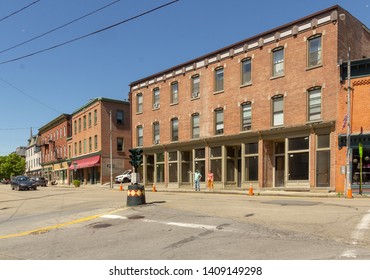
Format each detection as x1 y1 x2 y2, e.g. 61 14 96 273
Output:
153 122 160 144
308 87 321 121
192 113 200 139
272 47 284 77
117 137 124 151
241 102 252 131
272 95 284 126
171 118 179 142
308 35 322 67
214 67 224 92
241 58 252 85
137 126 143 147
215 108 224 135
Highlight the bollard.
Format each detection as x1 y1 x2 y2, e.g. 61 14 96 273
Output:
127 184 146 206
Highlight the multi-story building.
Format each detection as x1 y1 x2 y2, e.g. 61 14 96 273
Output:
25 129 42 177
39 114 72 184
67 97 131 185
129 5 370 192
338 58 370 194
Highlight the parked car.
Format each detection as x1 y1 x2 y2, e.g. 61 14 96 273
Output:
1 179 10 184
11 175 37 191
115 170 132 183
31 177 48 187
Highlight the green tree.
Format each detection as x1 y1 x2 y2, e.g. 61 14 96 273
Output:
0 153 26 179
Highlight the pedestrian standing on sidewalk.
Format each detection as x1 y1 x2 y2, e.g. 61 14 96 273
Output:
194 170 202 191
207 170 214 191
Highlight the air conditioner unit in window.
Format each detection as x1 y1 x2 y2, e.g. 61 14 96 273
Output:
154 139 160 145
153 103 160 109
192 92 199 98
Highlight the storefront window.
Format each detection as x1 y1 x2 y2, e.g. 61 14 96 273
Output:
316 134 330 187
156 153 165 183
245 143 258 181
168 151 178 183
210 147 222 181
288 137 309 180
194 148 205 182
352 148 370 186
181 151 192 183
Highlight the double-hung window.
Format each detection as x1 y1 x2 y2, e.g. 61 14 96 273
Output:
272 47 284 77
153 122 160 144
153 88 160 109
137 126 143 147
191 113 200 139
171 118 179 142
308 87 321 121
191 75 200 98
308 35 322 67
272 95 284 126
241 102 252 131
215 108 224 135
137 93 143 113
171 82 179 104
241 58 251 85
214 67 224 92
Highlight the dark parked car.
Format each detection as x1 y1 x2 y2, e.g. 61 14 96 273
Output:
31 177 48 187
11 176 37 191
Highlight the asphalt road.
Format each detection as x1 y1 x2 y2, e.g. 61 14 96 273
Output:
1 185 370 260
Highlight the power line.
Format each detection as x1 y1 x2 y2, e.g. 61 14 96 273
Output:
0 0 180 65
0 0 121 55
0 77 62 114
0 0 41 22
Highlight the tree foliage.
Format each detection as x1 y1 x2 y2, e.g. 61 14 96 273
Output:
0 153 26 179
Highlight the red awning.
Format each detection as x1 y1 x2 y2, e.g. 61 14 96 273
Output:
69 155 100 170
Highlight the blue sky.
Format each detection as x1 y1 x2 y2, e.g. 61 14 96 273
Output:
0 0 369 156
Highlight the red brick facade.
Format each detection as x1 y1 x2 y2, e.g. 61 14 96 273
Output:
129 6 370 192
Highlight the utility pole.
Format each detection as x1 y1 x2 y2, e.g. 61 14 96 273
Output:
109 110 113 189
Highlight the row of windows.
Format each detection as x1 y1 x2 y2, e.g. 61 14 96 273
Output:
70 136 125 157
42 125 68 144
136 87 322 145
135 35 322 111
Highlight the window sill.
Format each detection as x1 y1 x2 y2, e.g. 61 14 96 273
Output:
170 102 179 106
271 125 284 129
270 74 285 80
191 96 200 101
213 90 224 95
136 112 143 115
305 120 322 125
240 82 252 89
306 64 323 71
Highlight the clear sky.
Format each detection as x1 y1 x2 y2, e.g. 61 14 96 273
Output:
0 0 369 156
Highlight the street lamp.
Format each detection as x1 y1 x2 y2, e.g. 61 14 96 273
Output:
340 13 352 198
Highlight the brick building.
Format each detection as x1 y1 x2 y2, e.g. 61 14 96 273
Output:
39 114 71 184
129 5 370 192
68 97 131 185
338 58 370 194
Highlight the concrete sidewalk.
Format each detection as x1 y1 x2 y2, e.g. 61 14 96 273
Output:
47 182 370 198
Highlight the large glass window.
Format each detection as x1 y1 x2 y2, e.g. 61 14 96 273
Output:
192 113 200 139
156 153 165 183
241 58 251 85
241 102 252 131
168 151 178 183
308 87 321 121
215 108 224 135
288 137 309 180
316 134 330 187
272 95 284 126
210 147 222 182
171 82 179 104
181 151 192 183
245 143 258 181
194 148 205 182
272 47 284 77
308 35 322 67
214 67 224 92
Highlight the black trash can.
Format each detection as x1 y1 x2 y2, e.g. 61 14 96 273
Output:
127 184 146 206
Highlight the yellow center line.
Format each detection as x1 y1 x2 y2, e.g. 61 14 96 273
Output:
0 207 127 240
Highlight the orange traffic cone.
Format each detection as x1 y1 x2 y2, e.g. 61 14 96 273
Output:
347 188 353 199
248 183 254 196
120 183 123 191
152 183 157 192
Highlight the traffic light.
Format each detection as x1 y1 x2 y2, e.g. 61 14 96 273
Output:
129 148 143 169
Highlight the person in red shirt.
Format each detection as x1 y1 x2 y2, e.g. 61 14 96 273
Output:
207 170 214 191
